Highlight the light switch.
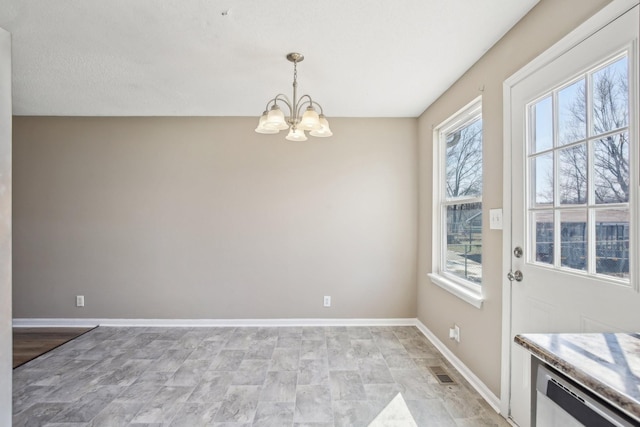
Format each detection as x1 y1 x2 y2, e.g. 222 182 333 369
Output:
489 208 503 230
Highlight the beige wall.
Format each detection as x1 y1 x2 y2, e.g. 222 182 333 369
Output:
10 0 618 404
417 0 612 396
0 26 12 425
13 116 418 319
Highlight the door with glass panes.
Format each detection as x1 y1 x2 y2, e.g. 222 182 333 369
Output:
507 5 639 426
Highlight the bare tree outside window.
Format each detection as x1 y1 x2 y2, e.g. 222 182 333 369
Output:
446 119 483 199
444 118 483 283
559 144 587 204
558 57 629 203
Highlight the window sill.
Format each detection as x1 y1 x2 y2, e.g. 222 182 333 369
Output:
428 273 484 309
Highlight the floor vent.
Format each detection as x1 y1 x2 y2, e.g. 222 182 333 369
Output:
428 365 456 385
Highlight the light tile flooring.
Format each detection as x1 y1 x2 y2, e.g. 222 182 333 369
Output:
13 326 510 426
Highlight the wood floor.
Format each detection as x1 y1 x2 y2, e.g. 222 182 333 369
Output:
12 327 94 368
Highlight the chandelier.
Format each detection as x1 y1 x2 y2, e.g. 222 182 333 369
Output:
254 52 333 141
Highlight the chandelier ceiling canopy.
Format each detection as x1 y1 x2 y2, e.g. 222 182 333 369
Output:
255 53 332 141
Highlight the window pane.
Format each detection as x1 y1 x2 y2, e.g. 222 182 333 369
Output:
533 211 554 265
525 54 632 285
445 203 482 283
594 132 629 204
558 79 586 145
592 56 628 135
532 96 553 153
532 153 553 206
560 210 587 271
595 209 629 279
558 144 587 205
445 119 483 198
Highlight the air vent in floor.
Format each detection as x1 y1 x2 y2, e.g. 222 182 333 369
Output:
428 365 456 385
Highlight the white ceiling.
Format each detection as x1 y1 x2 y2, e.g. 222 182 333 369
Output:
0 0 539 117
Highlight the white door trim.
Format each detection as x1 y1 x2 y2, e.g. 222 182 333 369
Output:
0 25 12 427
500 0 640 417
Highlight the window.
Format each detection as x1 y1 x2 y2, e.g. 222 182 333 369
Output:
429 98 484 308
528 53 631 283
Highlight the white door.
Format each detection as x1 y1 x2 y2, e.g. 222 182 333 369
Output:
507 4 639 426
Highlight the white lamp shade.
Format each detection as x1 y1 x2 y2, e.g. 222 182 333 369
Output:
266 106 289 130
255 112 279 134
298 106 320 131
285 127 308 142
309 115 333 137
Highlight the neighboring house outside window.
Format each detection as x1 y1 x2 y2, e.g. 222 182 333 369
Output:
429 98 484 308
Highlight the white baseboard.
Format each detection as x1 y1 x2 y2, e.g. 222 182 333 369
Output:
12 317 418 328
13 318 102 328
414 320 502 414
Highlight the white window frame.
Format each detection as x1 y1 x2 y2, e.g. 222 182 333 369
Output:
429 97 484 308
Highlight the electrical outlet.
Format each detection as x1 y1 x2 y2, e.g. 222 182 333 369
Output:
76 295 85 307
323 296 331 307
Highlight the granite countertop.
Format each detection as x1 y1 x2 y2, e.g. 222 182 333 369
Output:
515 333 640 422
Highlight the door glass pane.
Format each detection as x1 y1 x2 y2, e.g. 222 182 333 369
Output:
525 51 631 284
445 203 482 283
595 209 629 279
558 79 586 145
533 211 554 265
592 56 628 135
445 119 483 198
558 144 587 205
560 210 587 271
532 153 553 206
594 132 629 204
532 96 553 153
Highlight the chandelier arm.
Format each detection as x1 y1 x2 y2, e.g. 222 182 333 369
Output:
311 101 325 115
267 94 293 112
263 99 275 112
295 95 315 119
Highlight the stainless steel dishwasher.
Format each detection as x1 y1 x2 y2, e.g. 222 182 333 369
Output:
534 363 639 426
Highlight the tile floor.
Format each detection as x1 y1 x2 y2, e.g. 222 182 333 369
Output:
13 325 510 426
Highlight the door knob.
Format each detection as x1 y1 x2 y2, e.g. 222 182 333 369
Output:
507 270 523 282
